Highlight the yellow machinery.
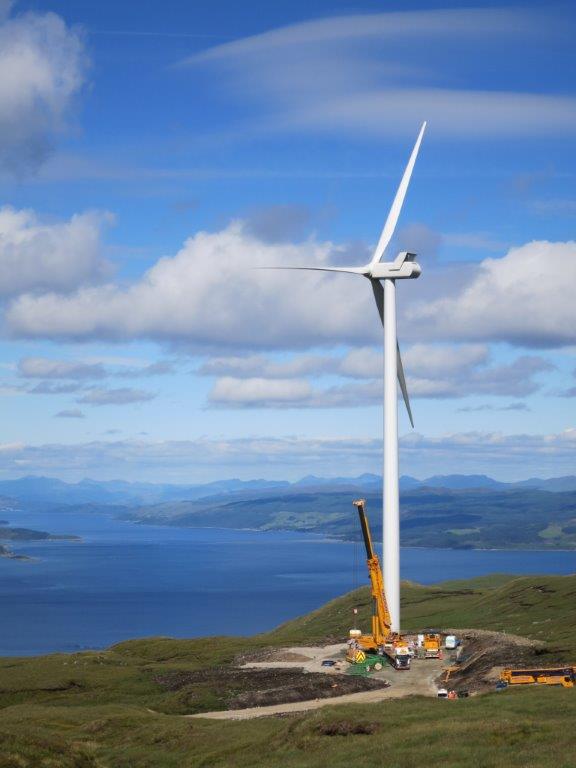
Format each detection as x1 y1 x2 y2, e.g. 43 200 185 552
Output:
500 667 575 688
347 500 411 670
423 632 442 659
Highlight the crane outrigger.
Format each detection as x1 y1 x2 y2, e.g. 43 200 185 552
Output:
347 499 411 670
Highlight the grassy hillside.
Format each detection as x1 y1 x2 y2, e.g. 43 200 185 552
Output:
267 573 576 654
0 573 575 767
126 487 576 549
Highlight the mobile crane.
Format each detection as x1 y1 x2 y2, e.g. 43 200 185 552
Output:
347 499 411 670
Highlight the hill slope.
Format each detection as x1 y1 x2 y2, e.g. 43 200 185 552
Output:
0 573 574 767
127 487 576 549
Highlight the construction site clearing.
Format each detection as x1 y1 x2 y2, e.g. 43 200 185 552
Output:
185 627 573 721
182 499 575 720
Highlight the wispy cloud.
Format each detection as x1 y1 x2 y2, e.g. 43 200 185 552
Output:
54 408 85 419
0 429 574 482
76 388 156 406
18 357 106 381
181 9 576 140
457 402 530 413
529 199 576 216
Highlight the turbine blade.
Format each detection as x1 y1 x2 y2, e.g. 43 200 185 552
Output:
371 279 414 427
370 121 427 266
256 266 368 275
396 341 414 428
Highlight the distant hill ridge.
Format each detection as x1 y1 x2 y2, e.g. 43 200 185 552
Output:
0 472 575 506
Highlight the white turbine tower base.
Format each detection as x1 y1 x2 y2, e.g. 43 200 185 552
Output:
383 278 400 632
263 122 427 635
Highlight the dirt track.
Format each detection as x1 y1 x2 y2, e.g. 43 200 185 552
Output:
190 643 445 720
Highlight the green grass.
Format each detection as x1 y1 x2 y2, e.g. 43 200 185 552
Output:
0 573 575 766
267 573 576 655
538 524 564 539
1 688 576 767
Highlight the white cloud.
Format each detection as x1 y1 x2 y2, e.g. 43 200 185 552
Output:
210 377 384 409
0 4 88 173
204 345 550 407
5 222 374 348
211 377 314 407
77 387 156 406
191 10 527 63
18 356 105 380
0 429 574 482
409 241 576 348
5 221 575 355
183 10 576 139
0 207 111 297
199 353 338 378
402 344 488 377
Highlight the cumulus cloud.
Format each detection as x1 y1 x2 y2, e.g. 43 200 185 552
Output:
203 345 551 408
409 241 576 348
0 207 112 297
407 355 552 399
76 387 156 406
0 429 574 482
183 9 576 139
5 222 574 355
199 344 489 382
210 377 382 409
5 222 374 348
207 359 549 409
198 353 339 379
18 356 105 380
0 3 88 174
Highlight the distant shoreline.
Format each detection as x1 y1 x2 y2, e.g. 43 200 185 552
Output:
122 516 576 553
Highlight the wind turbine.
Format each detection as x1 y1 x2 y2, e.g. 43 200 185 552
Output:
267 122 426 634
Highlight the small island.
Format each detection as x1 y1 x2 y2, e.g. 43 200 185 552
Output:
0 524 81 561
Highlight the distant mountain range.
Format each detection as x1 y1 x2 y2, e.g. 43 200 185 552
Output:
0 472 575 507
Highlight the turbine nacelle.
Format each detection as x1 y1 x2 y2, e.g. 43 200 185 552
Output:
368 252 421 281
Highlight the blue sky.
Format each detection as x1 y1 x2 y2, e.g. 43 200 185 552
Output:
0 0 575 482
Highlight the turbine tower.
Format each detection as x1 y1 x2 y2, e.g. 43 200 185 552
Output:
270 123 426 633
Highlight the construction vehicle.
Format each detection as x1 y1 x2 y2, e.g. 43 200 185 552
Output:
445 635 459 650
423 631 442 659
346 499 411 670
500 667 576 688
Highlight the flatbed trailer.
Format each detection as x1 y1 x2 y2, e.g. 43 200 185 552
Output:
500 666 576 688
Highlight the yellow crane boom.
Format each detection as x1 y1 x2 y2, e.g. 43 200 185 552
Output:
349 499 411 669
353 498 392 647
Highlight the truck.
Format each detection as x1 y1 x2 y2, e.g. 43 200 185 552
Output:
423 632 442 659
